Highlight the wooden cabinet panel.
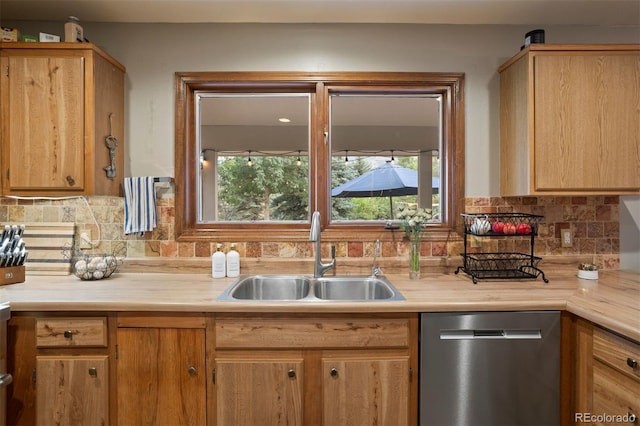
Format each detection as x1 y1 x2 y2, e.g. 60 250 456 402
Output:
573 320 640 425
215 356 304 425
117 327 206 426
592 360 640 425
216 317 410 349
499 44 640 195
593 327 640 381
533 54 640 192
321 356 410 426
36 317 107 347
214 314 418 426
36 355 109 426
4 55 85 191
7 315 37 426
0 43 125 196
5 56 84 191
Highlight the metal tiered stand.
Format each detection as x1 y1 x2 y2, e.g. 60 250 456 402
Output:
455 213 548 284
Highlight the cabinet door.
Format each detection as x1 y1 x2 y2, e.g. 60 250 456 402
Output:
215 357 304 426
592 360 640 425
117 328 206 426
533 53 640 192
36 355 109 426
322 356 410 426
1 54 85 192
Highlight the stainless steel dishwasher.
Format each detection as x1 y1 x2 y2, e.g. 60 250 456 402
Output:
420 311 560 426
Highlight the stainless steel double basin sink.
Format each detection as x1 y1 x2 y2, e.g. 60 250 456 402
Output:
217 275 405 302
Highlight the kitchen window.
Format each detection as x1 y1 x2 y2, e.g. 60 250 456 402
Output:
175 72 464 242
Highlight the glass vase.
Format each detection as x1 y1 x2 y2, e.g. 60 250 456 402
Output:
409 236 421 280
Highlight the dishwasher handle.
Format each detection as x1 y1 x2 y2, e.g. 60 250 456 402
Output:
440 329 542 340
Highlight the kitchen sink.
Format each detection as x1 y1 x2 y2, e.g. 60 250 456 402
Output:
224 275 311 300
313 277 402 301
217 275 404 302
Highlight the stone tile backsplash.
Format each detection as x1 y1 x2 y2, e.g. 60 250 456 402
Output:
0 193 620 270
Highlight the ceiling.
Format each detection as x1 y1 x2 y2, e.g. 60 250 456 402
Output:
1 0 639 25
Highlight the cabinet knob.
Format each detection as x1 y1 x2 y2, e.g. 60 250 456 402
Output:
63 330 73 339
330 368 338 377
88 368 97 377
627 358 638 369
288 369 296 378
66 176 76 186
188 366 197 376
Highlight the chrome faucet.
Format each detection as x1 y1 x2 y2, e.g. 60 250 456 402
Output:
371 239 384 277
309 211 335 278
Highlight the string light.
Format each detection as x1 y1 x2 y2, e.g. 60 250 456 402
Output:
390 150 395 164
247 150 253 167
296 150 302 167
344 150 349 164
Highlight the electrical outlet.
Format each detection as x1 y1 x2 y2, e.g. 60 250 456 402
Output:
561 229 572 247
80 231 92 249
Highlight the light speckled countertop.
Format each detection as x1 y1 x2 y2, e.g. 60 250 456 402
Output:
1 269 638 341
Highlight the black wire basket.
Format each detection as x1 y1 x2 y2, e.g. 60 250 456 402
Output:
63 244 125 281
461 213 543 236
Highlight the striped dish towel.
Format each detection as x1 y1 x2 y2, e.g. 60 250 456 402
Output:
123 177 157 235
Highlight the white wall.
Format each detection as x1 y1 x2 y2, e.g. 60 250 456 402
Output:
6 21 640 268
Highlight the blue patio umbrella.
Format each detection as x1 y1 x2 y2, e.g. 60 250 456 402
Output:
331 162 439 217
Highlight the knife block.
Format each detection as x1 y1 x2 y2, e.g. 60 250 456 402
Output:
0 265 25 285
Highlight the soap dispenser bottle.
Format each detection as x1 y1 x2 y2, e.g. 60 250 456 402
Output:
226 243 240 277
211 243 226 278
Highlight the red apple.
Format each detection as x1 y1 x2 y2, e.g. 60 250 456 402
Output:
492 221 505 234
503 222 517 235
517 223 532 235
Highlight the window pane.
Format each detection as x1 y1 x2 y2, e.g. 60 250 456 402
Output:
198 93 310 222
329 93 442 222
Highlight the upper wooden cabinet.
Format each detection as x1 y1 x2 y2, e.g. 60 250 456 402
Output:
0 42 125 196
499 44 640 195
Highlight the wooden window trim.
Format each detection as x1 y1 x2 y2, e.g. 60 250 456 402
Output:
174 71 465 242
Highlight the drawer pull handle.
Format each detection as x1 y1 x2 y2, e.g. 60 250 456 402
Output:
627 357 638 369
63 330 73 339
88 368 97 377
330 368 338 377
288 369 296 378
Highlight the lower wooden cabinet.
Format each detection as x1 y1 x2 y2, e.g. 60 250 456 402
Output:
36 356 109 425
214 314 418 426
116 313 207 426
321 355 410 426
7 314 113 426
216 355 305 425
572 317 640 425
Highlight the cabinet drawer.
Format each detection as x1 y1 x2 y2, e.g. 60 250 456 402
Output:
216 317 410 349
593 361 640 424
36 317 107 347
593 327 640 381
